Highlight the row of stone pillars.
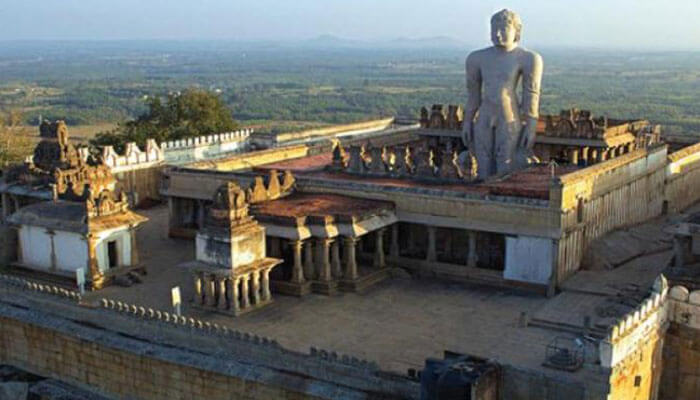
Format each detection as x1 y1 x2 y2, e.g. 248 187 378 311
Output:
280 228 387 285
403 225 479 268
193 268 272 314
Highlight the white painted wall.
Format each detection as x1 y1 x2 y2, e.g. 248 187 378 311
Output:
19 225 52 270
95 228 132 272
18 226 87 273
504 235 554 285
53 231 88 272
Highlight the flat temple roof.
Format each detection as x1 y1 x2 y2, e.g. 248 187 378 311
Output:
255 152 579 200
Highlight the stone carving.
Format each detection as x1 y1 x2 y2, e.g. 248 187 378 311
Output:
446 105 464 130
331 142 346 170
367 146 386 173
545 109 609 139
462 9 543 178
419 107 430 128
438 143 463 180
429 105 447 129
208 181 252 230
347 145 365 173
414 146 435 178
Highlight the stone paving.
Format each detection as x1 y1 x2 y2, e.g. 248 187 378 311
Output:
85 203 687 375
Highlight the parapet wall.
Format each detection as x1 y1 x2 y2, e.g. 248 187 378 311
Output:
160 129 252 165
599 276 670 400
552 145 667 283
101 129 252 173
0 275 419 399
102 139 164 173
665 140 700 213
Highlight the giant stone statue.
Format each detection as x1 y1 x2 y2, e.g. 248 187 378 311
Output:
461 9 543 179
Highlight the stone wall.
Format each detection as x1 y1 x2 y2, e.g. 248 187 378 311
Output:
665 140 700 213
598 278 669 400
160 129 252 165
0 275 419 399
552 145 667 283
659 284 700 400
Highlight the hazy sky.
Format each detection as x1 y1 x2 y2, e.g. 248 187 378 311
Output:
2 0 700 49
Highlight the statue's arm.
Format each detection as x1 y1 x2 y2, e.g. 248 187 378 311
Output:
463 53 481 147
519 51 543 148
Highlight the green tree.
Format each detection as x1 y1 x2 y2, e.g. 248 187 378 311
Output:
0 110 33 168
91 88 237 151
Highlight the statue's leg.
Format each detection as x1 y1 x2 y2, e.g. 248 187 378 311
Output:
473 116 494 179
495 121 519 175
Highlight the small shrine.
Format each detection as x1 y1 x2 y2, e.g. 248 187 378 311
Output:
182 181 282 316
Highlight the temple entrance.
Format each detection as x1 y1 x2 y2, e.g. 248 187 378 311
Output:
107 241 118 268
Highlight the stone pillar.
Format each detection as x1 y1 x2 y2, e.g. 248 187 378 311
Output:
206 275 217 307
193 273 202 304
196 200 205 229
129 226 139 266
373 229 385 268
1 193 10 219
390 224 400 258
217 277 227 310
168 197 178 228
673 237 684 268
343 236 359 280
241 274 250 309
252 270 261 304
580 147 589 165
86 235 102 290
426 226 437 262
231 278 240 313
317 238 332 282
467 231 478 268
303 241 315 280
261 268 271 301
290 240 305 283
331 240 342 278
444 229 453 261
568 149 579 165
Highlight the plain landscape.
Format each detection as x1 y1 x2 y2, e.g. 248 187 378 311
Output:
1 39 700 142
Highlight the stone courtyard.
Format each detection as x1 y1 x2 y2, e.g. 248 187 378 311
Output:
83 202 677 376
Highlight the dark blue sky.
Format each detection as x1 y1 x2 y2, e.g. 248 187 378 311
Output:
2 0 698 49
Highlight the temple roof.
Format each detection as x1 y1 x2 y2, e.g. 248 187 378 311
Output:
252 193 394 220
7 200 147 234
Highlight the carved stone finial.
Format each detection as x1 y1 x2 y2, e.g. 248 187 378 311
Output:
414 147 435 178
347 145 364 173
367 146 386 174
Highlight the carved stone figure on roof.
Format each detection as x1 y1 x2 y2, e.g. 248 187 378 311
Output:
462 9 543 178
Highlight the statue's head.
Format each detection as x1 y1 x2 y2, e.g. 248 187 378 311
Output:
491 9 521 50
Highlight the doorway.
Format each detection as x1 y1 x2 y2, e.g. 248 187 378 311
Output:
107 240 118 268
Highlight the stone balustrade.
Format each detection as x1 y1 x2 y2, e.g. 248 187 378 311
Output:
159 129 252 150
0 273 82 302
338 140 476 182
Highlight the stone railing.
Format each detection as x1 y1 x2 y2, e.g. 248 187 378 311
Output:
0 273 82 302
102 139 164 173
100 129 253 171
334 140 477 182
159 129 252 151
599 276 669 369
97 297 379 371
160 129 252 165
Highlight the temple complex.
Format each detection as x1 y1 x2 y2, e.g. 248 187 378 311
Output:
0 10 699 399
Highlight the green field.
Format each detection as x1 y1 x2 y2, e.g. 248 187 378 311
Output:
1 41 699 138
